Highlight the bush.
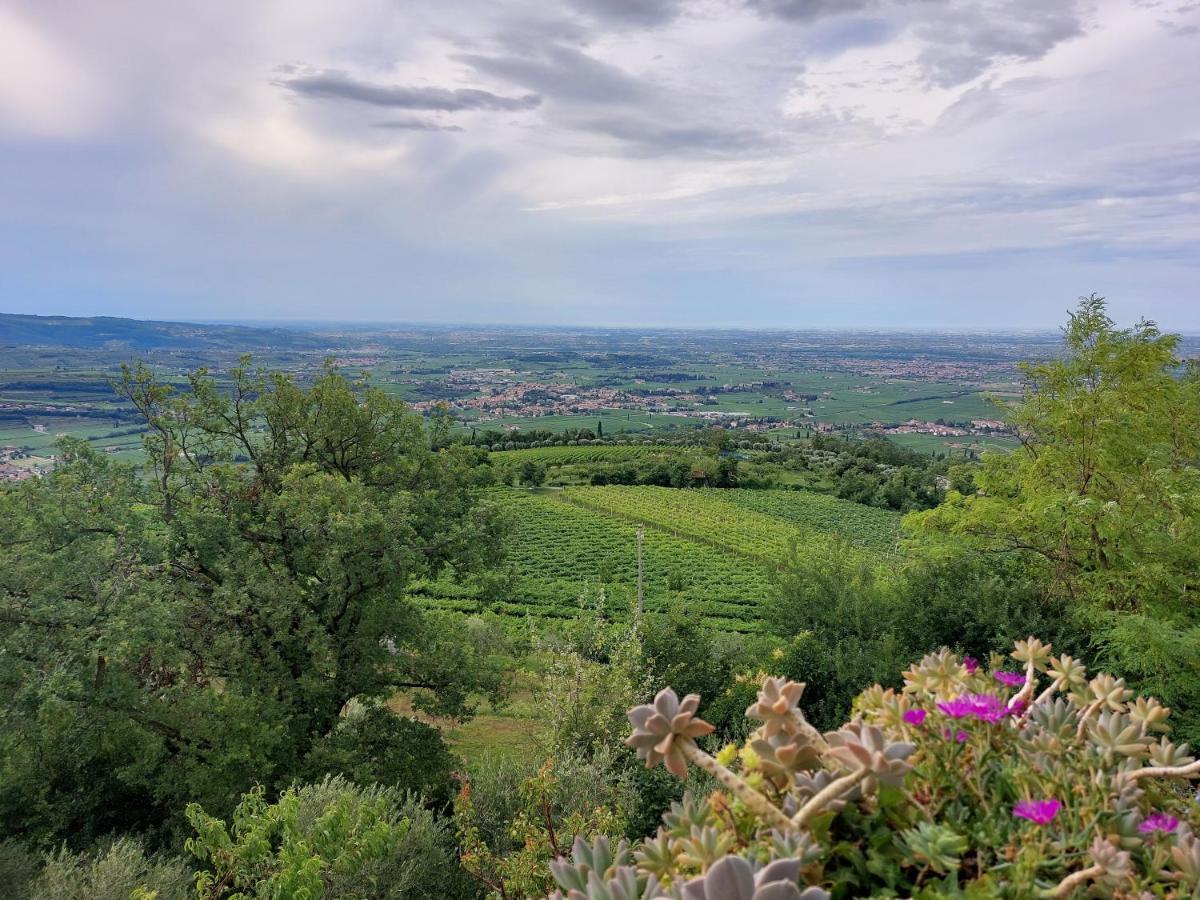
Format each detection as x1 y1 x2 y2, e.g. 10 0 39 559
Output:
187 775 468 899
30 838 192 900
454 749 635 898
301 706 458 808
548 638 1200 898
0 840 41 900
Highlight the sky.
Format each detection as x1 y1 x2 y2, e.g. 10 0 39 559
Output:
0 0 1198 330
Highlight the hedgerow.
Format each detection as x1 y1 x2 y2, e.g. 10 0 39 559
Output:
548 638 1200 898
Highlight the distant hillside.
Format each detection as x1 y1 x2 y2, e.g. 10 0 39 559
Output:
0 314 327 351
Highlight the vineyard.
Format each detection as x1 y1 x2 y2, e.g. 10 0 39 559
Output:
708 488 902 551
409 489 773 632
557 486 901 556
488 444 677 465
410 485 902 633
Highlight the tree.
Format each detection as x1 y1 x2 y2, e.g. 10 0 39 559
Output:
0 360 509 843
517 458 546 487
909 296 1200 736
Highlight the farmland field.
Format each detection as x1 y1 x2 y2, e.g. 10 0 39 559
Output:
411 488 781 632
409 485 902 632
488 444 671 465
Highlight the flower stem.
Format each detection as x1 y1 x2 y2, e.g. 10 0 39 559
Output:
791 767 869 829
1124 758 1200 782
1049 863 1104 898
788 709 829 752
680 742 794 832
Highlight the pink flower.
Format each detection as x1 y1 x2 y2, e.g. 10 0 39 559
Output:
1006 699 1027 717
938 694 1007 723
1139 812 1180 835
993 671 1025 687
902 709 927 726
963 656 979 674
1013 799 1061 825
942 727 969 742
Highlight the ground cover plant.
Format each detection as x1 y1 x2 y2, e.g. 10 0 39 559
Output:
549 637 1200 898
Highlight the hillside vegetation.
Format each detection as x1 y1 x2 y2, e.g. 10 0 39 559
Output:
1 298 1198 898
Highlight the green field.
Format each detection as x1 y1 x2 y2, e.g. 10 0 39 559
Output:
882 431 1019 456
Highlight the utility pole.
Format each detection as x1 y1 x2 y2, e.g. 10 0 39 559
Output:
636 524 644 617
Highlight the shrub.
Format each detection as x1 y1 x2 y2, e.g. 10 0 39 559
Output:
187 775 466 899
548 638 1200 898
455 749 634 898
29 838 192 900
302 706 458 808
0 840 39 900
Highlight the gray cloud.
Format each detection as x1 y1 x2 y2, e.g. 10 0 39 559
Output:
914 2 1084 87
277 69 540 111
565 113 769 156
455 45 645 103
569 0 686 26
373 118 463 132
458 42 769 157
746 0 1084 87
744 0 877 23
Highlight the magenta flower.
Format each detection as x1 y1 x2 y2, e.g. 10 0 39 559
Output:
994 671 1025 687
902 708 927 726
938 693 1007 723
1005 699 1027 717
963 656 979 674
942 727 969 742
1138 812 1180 835
1013 799 1061 825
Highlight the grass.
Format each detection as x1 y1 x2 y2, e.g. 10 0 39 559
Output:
390 672 550 764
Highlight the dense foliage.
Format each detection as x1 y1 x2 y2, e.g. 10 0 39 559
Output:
0 361 507 844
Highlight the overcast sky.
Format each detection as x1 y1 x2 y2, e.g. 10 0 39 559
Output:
1 0 1198 329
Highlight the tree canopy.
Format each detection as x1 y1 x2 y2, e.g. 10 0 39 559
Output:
0 360 508 845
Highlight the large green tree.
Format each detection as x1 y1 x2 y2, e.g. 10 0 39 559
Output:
0 360 508 845
910 296 1200 732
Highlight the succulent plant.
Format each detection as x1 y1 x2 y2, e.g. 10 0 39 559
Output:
822 721 913 791
1171 830 1200 886
560 638 1200 900
550 837 661 900
746 677 807 737
1011 637 1052 670
1045 653 1088 694
677 826 734 872
679 855 827 900
897 822 968 874
632 830 675 880
550 866 660 900
1087 673 1134 712
626 689 715 778
1127 696 1171 732
902 648 966 695
662 794 711 838
1146 735 1194 767
1086 710 1152 759
748 732 823 785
